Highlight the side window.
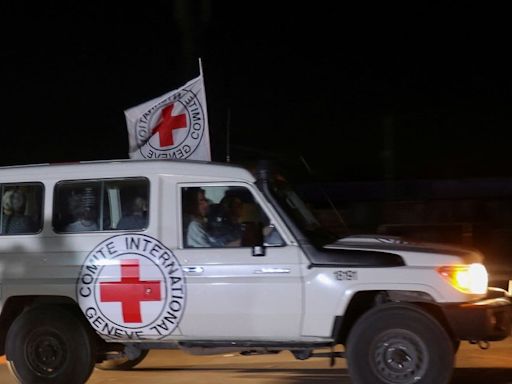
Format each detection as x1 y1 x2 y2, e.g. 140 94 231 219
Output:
53 181 101 232
53 178 149 233
0 183 44 235
107 179 149 230
181 185 284 248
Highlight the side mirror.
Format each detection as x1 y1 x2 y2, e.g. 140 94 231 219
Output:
252 245 266 257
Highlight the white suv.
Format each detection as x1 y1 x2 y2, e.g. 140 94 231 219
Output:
0 159 509 384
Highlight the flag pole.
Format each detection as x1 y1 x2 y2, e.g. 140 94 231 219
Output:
198 57 204 77
198 57 212 161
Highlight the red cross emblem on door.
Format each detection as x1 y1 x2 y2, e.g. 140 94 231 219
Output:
100 259 162 323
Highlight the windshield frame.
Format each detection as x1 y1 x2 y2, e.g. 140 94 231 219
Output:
256 173 343 248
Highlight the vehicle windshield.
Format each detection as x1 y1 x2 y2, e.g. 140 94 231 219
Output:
268 175 348 247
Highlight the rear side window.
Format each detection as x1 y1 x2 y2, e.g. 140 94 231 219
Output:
53 178 149 233
0 183 44 235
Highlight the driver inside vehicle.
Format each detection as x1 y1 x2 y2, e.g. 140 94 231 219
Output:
207 194 244 246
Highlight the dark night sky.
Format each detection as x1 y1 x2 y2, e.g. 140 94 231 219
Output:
1 2 510 182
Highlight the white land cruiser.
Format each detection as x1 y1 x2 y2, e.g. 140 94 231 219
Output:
0 159 510 384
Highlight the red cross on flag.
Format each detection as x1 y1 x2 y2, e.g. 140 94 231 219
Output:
124 72 211 161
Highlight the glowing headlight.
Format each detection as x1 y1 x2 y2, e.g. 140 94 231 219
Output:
437 263 488 294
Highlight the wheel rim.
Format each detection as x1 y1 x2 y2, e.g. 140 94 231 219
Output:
25 329 67 377
371 329 429 384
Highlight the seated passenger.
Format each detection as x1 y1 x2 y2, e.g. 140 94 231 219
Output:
117 196 148 230
2 190 36 234
183 187 225 248
65 188 99 232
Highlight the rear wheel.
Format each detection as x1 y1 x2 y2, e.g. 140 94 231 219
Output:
346 303 454 384
6 306 95 384
96 349 149 370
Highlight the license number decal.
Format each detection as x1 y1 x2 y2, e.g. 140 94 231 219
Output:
334 270 358 281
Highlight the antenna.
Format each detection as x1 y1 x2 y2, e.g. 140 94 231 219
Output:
299 155 348 232
226 107 231 163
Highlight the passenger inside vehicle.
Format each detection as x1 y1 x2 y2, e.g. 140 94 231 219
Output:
65 188 99 232
117 196 148 230
183 187 219 247
1 190 36 234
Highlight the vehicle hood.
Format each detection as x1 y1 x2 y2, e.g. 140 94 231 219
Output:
321 234 483 266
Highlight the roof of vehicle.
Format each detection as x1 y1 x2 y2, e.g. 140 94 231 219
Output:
0 159 256 183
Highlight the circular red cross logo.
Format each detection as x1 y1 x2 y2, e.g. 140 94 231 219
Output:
77 234 186 340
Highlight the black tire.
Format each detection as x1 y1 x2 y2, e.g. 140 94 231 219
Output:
95 349 149 370
6 306 95 384
346 303 454 384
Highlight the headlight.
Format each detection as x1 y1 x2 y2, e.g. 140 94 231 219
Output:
437 263 488 294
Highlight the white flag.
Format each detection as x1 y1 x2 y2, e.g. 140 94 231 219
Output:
124 75 211 161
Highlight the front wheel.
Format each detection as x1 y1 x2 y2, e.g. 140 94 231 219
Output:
346 303 454 384
6 306 95 384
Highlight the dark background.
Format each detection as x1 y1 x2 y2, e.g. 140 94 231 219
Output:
1 2 510 181
2 2 512 278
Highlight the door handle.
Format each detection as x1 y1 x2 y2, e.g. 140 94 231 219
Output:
254 268 291 274
183 266 204 274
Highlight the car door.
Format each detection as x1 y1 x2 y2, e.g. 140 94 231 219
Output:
173 183 304 340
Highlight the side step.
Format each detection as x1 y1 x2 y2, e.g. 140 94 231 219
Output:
292 349 345 366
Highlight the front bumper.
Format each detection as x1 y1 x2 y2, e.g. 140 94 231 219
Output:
441 289 511 341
